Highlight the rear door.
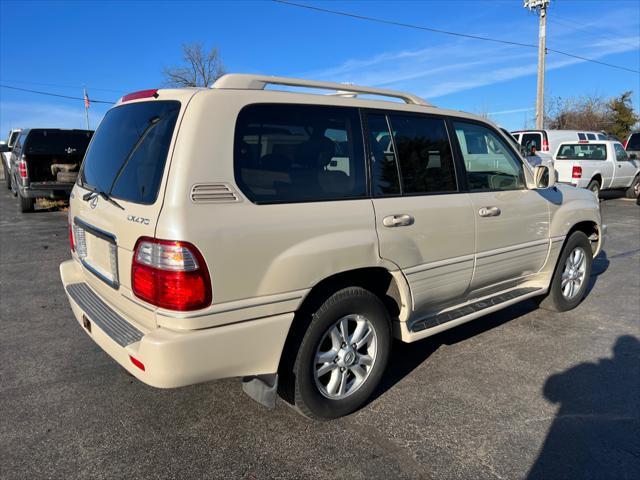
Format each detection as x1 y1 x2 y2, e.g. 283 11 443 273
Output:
70 90 197 329
451 120 549 291
366 111 475 314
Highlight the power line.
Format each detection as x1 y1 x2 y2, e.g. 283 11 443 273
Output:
0 84 115 104
272 0 640 74
0 79 124 93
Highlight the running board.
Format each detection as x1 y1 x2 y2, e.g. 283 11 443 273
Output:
409 287 542 333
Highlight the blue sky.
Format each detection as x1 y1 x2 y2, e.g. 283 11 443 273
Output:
1 0 638 134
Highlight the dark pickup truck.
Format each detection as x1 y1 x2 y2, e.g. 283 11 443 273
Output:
2 128 93 212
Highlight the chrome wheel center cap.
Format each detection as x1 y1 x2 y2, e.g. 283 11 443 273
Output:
343 350 356 366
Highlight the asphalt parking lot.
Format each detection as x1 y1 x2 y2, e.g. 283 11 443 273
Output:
1 186 638 480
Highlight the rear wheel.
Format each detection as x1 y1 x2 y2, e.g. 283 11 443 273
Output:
538 231 592 312
587 179 600 197
18 193 34 213
3 163 10 189
285 287 391 420
625 175 640 199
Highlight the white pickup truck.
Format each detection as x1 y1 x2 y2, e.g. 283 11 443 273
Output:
554 140 640 198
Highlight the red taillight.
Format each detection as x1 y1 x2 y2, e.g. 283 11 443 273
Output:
68 213 75 252
542 138 549 151
131 237 212 311
129 355 145 371
121 89 158 103
18 159 27 178
572 166 583 179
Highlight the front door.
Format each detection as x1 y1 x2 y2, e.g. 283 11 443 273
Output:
365 112 475 315
451 120 550 291
612 142 639 188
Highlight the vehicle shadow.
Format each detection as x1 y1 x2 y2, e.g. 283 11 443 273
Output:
527 335 640 479
371 249 610 405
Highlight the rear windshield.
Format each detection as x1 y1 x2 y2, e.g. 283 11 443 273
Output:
80 101 180 205
557 144 607 161
627 133 640 150
521 133 542 150
25 130 92 156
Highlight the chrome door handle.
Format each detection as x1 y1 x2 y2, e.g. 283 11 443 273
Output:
383 214 414 227
479 206 501 217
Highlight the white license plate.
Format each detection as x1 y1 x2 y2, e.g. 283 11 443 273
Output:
74 222 119 287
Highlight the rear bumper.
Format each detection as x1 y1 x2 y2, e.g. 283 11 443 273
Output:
20 182 74 198
60 259 294 388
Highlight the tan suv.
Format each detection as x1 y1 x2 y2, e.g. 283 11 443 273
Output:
60 75 604 419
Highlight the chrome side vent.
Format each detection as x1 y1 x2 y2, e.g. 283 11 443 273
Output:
190 183 241 203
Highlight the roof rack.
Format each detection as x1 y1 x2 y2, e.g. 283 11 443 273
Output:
211 74 432 106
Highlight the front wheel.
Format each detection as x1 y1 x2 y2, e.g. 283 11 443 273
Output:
287 287 391 420
538 231 593 312
3 163 10 189
625 175 640 199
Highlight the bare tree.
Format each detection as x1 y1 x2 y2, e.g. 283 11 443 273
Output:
163 43 225 87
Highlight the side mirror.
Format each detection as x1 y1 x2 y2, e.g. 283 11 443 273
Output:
0 142 9 153
533 164 555 189
630 153 638 160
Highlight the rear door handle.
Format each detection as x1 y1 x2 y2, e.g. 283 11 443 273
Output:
479 206 501 217
383 214 414 227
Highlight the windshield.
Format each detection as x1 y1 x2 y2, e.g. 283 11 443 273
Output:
557 144 607 161
627 133 640 151
79 101 180 205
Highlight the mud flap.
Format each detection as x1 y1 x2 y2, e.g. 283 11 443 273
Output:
242 373 278 409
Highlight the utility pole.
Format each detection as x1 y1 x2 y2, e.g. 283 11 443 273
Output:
525 0 550 129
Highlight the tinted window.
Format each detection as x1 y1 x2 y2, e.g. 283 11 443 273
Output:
597 134 608 140
453 121 525 191
557 144 607 160
614 143 628 161
234 104 366 203
521 133 542 151
626 133 640 150
388 115 457 194
80 101 180 205
367 114 400 196
25 130 92 156
578 133 587 140
586 133 596 140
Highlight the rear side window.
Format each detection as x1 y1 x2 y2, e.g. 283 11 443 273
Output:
627 133 640 150
234 104 366 204
557 144 607 160
521 133 541 151
578 133 587 140
80 101 180 205
367 114 401 196
387 114 457 194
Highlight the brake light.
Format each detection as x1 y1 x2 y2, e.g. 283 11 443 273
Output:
18 157 27 178
68 212 75 252
121 89 158 103
542 138 549 151
132 237 211 311
572 166 583 179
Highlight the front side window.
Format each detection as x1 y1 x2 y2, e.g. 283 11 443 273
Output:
453 121 525 191
614 143 628 161
387 114 457 194
557 144 607 160
234 104 366 204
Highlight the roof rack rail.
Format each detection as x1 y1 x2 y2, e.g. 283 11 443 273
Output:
211 74 432 106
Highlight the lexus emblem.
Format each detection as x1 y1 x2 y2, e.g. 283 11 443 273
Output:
89 195 98 209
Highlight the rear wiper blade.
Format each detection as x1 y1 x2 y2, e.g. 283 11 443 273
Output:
82 189 125 210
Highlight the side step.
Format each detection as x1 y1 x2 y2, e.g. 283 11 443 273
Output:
409 287 542 333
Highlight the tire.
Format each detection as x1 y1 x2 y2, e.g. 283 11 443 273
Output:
56 171 78 183
284 287 391 420
586 179 600 197
538 231 592 312
625 175 640 199
18 193 34 213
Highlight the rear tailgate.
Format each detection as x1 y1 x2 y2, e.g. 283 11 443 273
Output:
553 159 577 184
68 89 199 330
